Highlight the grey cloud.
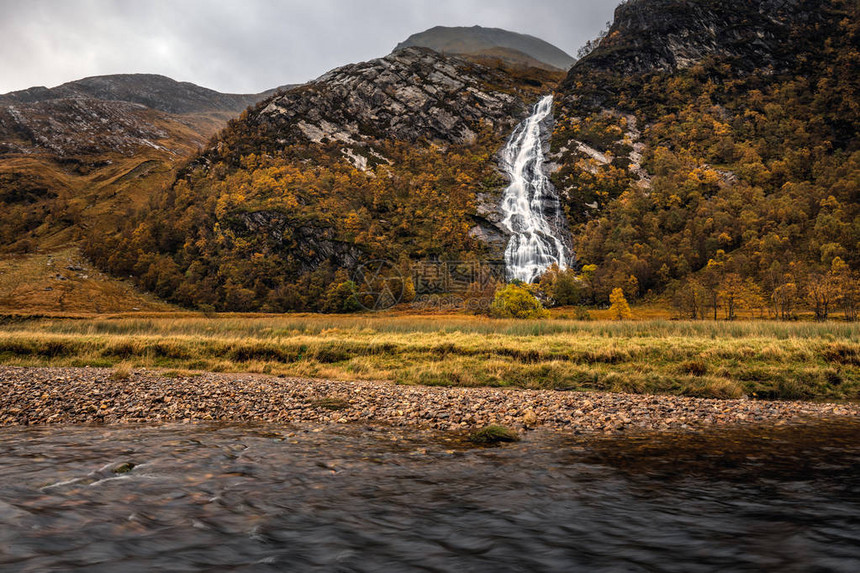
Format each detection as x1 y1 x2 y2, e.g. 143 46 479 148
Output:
0 0 618 94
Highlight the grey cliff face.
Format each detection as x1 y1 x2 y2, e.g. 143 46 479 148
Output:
244 48 528 149
575 0 815 77
230 211 363 275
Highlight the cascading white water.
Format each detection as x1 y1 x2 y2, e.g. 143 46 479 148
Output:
500 95 572 283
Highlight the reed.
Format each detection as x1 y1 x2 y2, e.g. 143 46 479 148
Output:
0 315 856 400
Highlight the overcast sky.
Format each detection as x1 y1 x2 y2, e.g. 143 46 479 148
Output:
0 0 618 95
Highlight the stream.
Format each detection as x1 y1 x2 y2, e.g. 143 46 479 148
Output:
0 419 858 571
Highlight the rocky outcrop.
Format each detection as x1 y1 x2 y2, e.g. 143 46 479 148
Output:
472 191 511 259
0 98 170 157
229 211 363 274
242 47 530 151
571 0 813 78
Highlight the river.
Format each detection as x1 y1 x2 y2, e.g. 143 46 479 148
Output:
1 420 858 571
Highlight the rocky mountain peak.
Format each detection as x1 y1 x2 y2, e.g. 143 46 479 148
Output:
256 47 523 146
577 0 817 77
208 46 560 172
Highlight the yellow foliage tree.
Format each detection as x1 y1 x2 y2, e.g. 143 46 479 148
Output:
609 287 633 320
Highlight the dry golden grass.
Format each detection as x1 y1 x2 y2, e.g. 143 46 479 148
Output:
0 314 857 400
0 247 174 314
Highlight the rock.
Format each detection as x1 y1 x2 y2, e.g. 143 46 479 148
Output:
112 462 135 474
522 409 539 428
469 425 520 445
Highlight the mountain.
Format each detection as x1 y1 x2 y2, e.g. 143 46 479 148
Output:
13 2 860 315
84 48 563 311
395 25 576 71
571 0 803 77
0 73 290 115
549 0 859 306
0 74 295 159
0 74 293 311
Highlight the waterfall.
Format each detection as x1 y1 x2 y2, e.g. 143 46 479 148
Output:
500 94 572 283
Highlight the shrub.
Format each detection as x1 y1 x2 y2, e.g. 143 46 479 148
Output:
322 281 360 313
573 306 592 321
469 425 520 445
110 362 133 381
489 284 549 319
537 265 581 306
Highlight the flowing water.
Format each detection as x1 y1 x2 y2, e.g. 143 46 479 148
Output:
500 95 572 283
1 420 859 572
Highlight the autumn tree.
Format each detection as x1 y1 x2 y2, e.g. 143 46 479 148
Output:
579 264 599 305
720 273 745 320
609 287 633 320
537 264 581 306
771 280 798 320
832 258 859 321
490 284 548 319
743 278 767 319
804 268 839 321
671 278 705 320
700 257 725 321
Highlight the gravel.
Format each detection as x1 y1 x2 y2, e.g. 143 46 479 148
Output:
1 366 857 434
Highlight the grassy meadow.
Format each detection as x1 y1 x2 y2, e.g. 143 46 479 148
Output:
0 313 857 401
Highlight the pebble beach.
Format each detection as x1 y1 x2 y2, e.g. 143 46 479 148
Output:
1 366 857 434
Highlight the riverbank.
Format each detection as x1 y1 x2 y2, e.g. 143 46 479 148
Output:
1 366 856 433
1 316 858 401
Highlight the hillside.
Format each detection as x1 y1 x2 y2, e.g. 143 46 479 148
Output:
85 48 563 311
0 75 293 312
547 0 859 315
0 74 295 249
395 25 576 71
